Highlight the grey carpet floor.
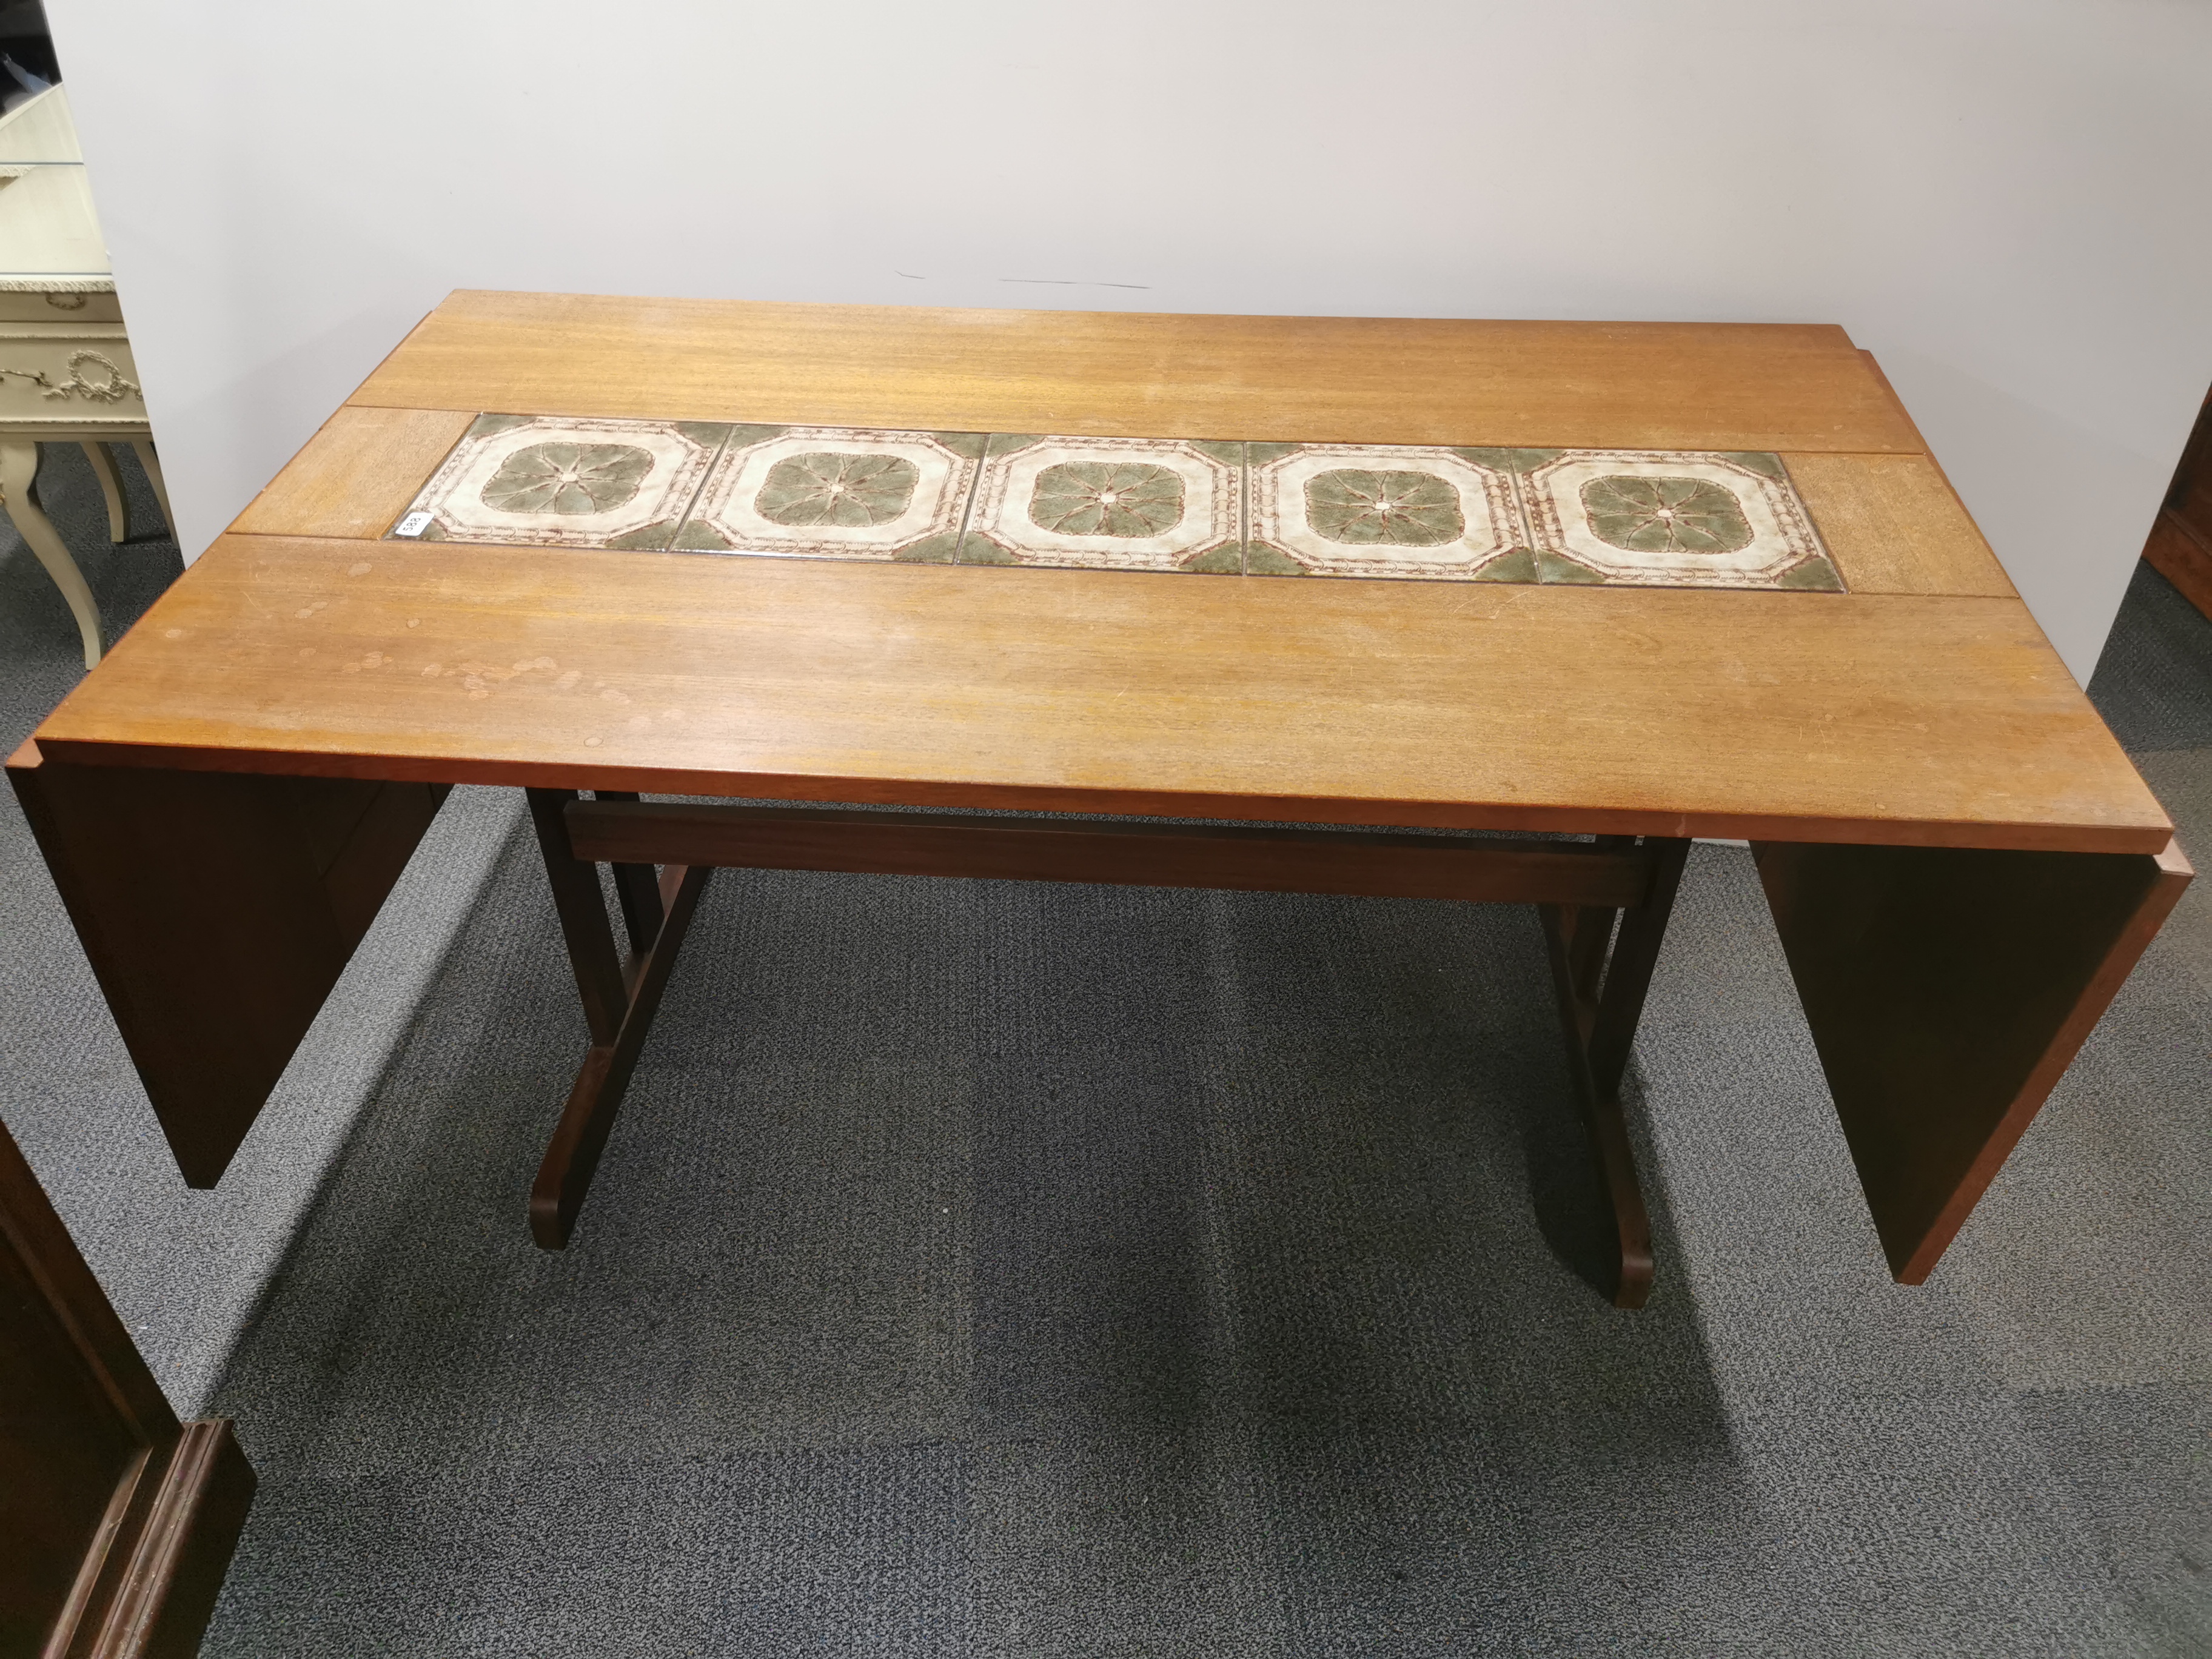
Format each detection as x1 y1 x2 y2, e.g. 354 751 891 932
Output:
4 466 2208 1655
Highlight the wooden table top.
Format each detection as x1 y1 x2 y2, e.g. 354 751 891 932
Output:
29 291 2171 854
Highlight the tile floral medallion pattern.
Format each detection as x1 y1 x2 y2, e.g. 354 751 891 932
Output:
679 426 985 563
964 435 1243 573
389 417 1843 592
1517 449 1842 590
392 414 726 549
1246 444 1529 580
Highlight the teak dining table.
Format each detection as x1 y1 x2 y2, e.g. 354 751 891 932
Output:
7 292 2190 1310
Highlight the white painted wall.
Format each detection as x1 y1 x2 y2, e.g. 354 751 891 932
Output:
43 0 2212 681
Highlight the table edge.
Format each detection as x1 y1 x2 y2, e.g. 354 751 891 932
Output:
21 735 2176 859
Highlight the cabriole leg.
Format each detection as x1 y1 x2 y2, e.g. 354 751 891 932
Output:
2 439 101 668
81 440 129 541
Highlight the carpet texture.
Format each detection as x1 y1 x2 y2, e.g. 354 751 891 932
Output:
3 469 2207 1655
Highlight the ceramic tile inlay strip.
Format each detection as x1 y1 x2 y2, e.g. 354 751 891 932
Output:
1516 448 1838 589
965 434 1243 574
1245 443 1530 581
389 418 1845 592
676 425 984 563
393 414 727 550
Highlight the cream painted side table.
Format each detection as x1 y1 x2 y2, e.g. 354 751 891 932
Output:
0 84 171 668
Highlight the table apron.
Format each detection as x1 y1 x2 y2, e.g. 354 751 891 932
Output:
560 799 1663 910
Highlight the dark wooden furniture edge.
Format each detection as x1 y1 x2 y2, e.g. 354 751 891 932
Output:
1755 834 2192 1282
2143 509 2212 623
5 740 449 1187
1 1116 253 1658
532 794 1689 1305
58 1423 256 1659
2142 382 2212 622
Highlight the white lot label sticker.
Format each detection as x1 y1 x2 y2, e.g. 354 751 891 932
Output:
394 510 434 537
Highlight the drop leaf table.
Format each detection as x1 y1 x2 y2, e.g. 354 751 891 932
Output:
8 293 2188 1308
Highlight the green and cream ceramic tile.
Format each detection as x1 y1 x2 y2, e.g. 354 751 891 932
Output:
676 426 985 563
1244 444 1530 580
388 414 727 549
1520 449 1843 590
962 435 1241 573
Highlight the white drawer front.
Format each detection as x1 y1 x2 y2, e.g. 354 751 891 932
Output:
0 326 144 424
0 289 124 323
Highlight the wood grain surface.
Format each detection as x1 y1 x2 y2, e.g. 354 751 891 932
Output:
230 404 474 541
344 291 1923 454
1783 452 2017 597
36 532 2168 853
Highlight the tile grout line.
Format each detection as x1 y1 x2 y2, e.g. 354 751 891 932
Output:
665 421 739 551
948 432 990 566
1504 461 1535 581
1239 442 1250 578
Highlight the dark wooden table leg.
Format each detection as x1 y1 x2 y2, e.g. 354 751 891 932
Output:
525 788 712 1248
589 790 665 955
1757 836 2191 1282
1540 836 1692 1309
